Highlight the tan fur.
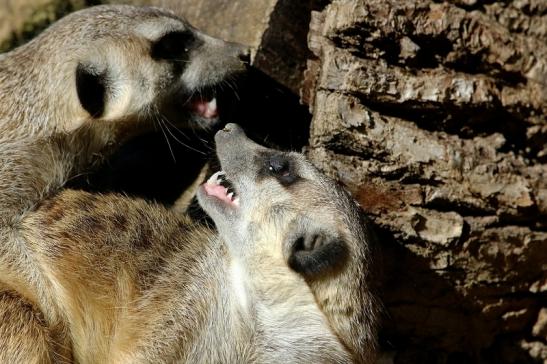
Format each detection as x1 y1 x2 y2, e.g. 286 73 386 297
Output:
2 124 380 363
0 5 247 363
0 5 379 362
14 123 381 362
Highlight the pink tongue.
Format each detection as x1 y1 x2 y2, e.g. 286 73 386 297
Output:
192 99 218 119
203 183 232 204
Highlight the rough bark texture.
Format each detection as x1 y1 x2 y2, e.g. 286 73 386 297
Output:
302 1 547 363
1 0 546 363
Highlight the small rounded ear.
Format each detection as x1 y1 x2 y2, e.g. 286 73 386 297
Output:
75 62 107 118
287 232 348 277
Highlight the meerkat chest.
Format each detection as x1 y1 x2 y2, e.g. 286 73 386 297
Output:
253 298 351 363
225 260 350 362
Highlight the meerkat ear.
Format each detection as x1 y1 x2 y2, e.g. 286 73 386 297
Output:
75 62 107 118
287 232 348 277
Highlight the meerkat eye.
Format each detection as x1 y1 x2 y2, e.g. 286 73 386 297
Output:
268 155 289 175
268 154 298 185
151 30 196 60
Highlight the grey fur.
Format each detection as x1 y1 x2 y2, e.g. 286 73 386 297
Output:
0 4 246 224
7 125 380 363
0 6 247 362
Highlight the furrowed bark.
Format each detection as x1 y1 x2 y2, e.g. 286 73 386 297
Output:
303 1 546 362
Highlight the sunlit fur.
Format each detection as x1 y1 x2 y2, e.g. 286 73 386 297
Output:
199 125 381 363
0 5 246 363
0 4 246 223
1 125 380 363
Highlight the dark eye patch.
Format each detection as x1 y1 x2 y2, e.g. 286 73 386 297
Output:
75 62 107 118
263 153 299 185
268 154 290 175
151 30 197 61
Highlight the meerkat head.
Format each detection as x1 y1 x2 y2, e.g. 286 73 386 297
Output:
6 5 247 136
197 124 379 362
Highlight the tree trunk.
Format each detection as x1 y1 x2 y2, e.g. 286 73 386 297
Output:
302 1 547 362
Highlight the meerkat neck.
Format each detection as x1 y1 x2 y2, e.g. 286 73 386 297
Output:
127 234 255 362
0 141 65 225
211 236 255 325
202 238 256 360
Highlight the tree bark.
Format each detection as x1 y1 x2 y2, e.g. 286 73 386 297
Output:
302 0 547 362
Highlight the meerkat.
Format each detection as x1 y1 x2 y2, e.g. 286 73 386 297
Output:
6 124 380 363
0 4 247 223
0 5 247 362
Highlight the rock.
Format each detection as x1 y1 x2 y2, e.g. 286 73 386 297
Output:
521 340 547 362
0 0 86 52
532 308 547 339
303 0 547 362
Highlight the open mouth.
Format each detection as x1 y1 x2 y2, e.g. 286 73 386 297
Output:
190 96 218 119
202 171 239 207
188 88 219 120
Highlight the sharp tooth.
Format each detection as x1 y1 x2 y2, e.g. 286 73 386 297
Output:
216 171 226 184
207 171 225 185
208 97 217 112
233 197 240 206
227 192 234 200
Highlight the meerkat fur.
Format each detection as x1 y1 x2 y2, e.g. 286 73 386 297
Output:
3 124 380 363
0 4 247 222
0 4 379 363
0 5 247 362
